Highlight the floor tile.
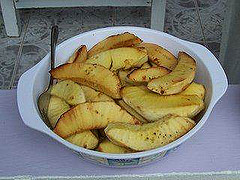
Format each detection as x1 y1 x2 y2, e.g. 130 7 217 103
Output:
0 13 10 39
23 10 53 45
33 25 83 53
81 24 112 32
170 0 195 8
23 8 84 51
81 7 114 26
55 8 83 28
19 8 31 25
196 0 227 42
165 0 204 42
0 9 30 89
206 41 220 59
0 9 29 47
195 0 227 60
200 12 225 42
0 45 20 89
58 25 83 43
115 7 151 27
196 0 219 8
13 45 47 88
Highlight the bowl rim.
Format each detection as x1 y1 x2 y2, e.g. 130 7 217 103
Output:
17 26 228 159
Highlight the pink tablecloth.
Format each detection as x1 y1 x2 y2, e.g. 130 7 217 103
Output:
0 85 240 176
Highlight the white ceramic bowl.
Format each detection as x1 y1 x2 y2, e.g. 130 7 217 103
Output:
17 26 228 167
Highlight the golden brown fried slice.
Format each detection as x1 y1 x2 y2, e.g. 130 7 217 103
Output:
138 43 178 70
54 101 140 138
87 47 148 71
81 86 114 102
97 139 133 154
148 52 196 95
50 80 86 106
105 115 195 151
150 62 158 67
118 70 138 87
118 70 131 87
47 96 70 128
67 45 87 63
179 82 205 99
50 63 121 99
121 86 204 122
88 32 142 57
117 100 148 123
128 67 170 83
140 62 151 69
65 130 98 149
91 129 99 139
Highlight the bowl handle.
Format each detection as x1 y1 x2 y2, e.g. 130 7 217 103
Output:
17 65 52 135
184 41 228 103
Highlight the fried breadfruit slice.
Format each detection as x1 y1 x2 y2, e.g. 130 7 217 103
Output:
148 52 196 95
88 32 142 57
117 100 148 123
81 86 114 102
179 82 205 99
50 63 121 99
137 43 178 70
50 80 86 106
54 101 140 138
87 47 148 71
140 62 151 69
128 67 170 83
121 86 204 122
105 115 195 151
67 45 87 63
118 70 131 87
118 70 139 87
65 130 98 149
150 62 158 67
97 139 133 154
91 129 99 139
47 95 70 128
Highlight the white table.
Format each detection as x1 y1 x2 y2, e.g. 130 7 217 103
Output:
0 0 166 37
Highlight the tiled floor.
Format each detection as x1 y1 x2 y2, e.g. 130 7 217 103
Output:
0 0 226 89
165 0 226 58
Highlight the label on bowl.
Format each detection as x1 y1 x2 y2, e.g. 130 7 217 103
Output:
72 147 178 167
139 151 167 164
75 151 108 164
107 158 140 166
86 154 107 164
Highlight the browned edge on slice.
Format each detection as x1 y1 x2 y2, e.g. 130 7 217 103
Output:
138 43 178 70
50 63 121 99
147 52 196 95
117 100 148 123
66 130 99 149
67 45 87 63
53 101 140 138
105 114 196 151
88 32 142 57
128 67 170 82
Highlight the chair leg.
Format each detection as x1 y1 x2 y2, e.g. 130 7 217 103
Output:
151 0 166 31
0 0 20 37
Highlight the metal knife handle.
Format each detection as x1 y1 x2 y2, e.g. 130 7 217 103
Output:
50 25 59 85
